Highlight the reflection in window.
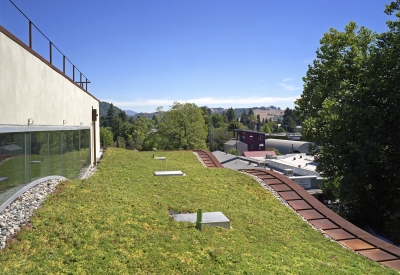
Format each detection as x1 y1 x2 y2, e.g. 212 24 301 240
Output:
0 129 91 206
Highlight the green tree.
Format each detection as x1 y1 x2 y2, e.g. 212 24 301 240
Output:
118 110 128 122
282 108 301 132
157 102 207 150
106 103 116 128
248 114 257 131
226 107 236 122
261 124 272 133
295 4 400 244
239 110 248 126
256 114 261 131
211 113 226 128
100 127 113 147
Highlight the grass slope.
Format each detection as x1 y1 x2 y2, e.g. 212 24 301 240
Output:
0 148 396 274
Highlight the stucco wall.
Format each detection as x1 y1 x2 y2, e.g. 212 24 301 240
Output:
0 28 100 163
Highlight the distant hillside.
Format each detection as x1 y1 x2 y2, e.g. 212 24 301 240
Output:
124 110 137 116
99 101 285 121
99 101 123 116
99 101 137 117
205 106 284 121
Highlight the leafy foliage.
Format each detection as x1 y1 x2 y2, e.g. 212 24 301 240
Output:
295 4 400 243
100 127 113 147
157 102 207 150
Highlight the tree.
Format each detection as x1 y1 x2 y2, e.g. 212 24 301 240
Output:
248 114 256 131
239 110 248 126
226 107 236 122
106 103 116 128
157 102 207 150
295 4 400 244
261 124 272 133
118 110 128 122
211 113 226 128
282 108 301 132
100 127 113 147
256 114 261 131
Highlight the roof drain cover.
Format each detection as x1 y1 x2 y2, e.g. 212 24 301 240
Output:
172 212 231 229
154 171 184 176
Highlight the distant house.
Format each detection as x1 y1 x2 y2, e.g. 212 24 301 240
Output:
223 140 247 155
234 129 266 151
224 130 270 155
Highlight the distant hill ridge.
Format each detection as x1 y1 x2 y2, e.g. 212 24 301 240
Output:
99 101 136 117
99 101 284 120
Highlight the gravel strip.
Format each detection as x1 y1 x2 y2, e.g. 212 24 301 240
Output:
0 165 98 250
0 179 62 249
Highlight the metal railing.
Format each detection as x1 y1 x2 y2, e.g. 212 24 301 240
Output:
7 0 90 91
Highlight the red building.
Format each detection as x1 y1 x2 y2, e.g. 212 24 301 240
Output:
234 129 265 151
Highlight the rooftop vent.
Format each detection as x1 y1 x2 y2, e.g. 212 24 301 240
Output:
284 169 293 176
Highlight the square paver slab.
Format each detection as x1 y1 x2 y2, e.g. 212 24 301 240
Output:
380 260 400 271
340 239 374 250
309 219 339 230
287 200 312 210
271 184 292 192
297 209 324 220
264 178 283 185
257 175 275 179
279 191 301 200
323 229 355 240
358 249 398 262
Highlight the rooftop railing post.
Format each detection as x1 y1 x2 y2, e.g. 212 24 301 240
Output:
63 56 66 73
29 21 32 48
73 65 75 82
85 79 88 91
49 42 52 64
80 73 82 88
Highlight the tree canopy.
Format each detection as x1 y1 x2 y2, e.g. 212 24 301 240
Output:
295 1 400 243
156 102 207 150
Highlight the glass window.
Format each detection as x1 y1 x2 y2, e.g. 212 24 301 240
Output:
49 131 63 176
0 133 26 205
30 132 50 181
0 129 91 207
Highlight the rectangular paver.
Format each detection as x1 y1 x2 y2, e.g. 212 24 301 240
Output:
297 209 324 220
278 191 301 200
360 236 400 257
339 239 374 250
358 249 398 262
323 229 355 240
287 200 312 210
263 178 283 185
380 260 400 271
270 184 292 192
309 219 339 230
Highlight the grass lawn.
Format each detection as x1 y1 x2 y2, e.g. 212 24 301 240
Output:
0 148 396 274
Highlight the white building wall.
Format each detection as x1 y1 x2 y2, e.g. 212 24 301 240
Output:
0 28 100 163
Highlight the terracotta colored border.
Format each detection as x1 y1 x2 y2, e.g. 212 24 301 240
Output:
240 168 400 271
193 150 224 168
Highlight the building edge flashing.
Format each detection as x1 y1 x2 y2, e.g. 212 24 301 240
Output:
0 175 67 213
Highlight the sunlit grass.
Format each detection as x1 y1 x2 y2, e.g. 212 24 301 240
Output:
0 148 396 274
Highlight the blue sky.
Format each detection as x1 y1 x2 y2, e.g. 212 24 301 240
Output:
1 0 394 113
